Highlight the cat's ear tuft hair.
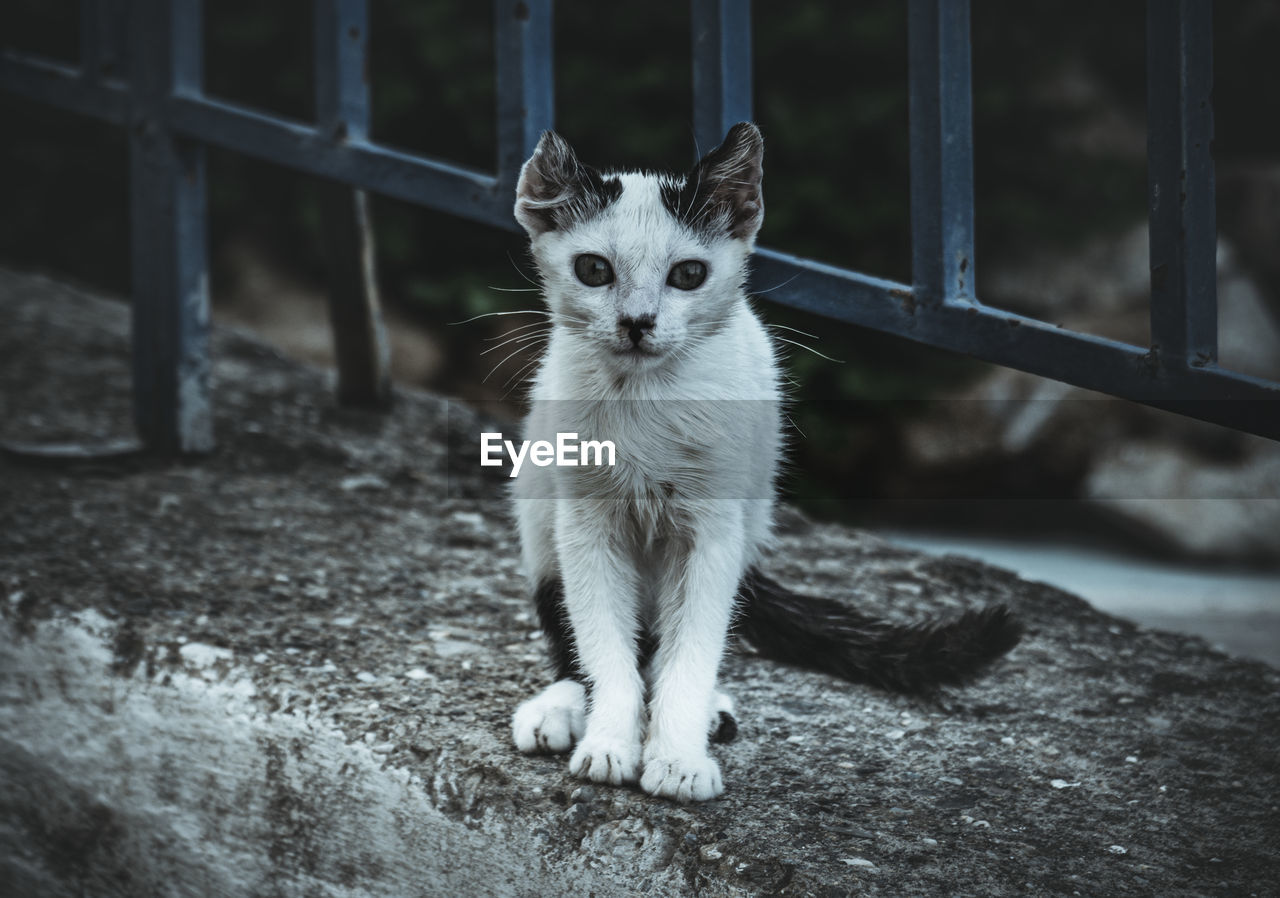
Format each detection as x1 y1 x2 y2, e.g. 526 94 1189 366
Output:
700 122 764 240
515 131 622 237
664 122 765 241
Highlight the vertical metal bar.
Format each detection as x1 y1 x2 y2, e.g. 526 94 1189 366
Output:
907 0 976 305
319 186 391 407
495 0 554 190
691 0 752 160
315 0 390 408
314 0 369 141
129 0 213 453
1147 0 1217 367
81 0 128 81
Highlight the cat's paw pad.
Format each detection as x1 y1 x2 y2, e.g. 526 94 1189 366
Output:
568 736 641 785
640 753 724 802
512 680 585 754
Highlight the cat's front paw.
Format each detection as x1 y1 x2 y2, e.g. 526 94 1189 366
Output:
640 752 724 802
568 736 641 786
512 679 586 754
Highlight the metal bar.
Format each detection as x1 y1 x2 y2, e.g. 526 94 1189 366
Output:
6 53 512 226
97 0 129 80
1147 0 1217 368
170 0 201 95
3 0 1275 445
314 0 390 408
166 94 513 228
314 0 369 141
691 0 752 159
748 249 1278 439
494 0 554 190
907 0 976 305
129 0 213 453
79 0 129 82
0 51 130 123
318 185 391 407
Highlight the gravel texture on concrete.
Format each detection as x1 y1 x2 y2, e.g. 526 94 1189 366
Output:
1 268 1278 897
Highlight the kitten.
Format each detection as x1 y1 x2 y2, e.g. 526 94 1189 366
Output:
507 123 1021 802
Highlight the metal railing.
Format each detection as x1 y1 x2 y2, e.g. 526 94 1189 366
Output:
1 0 1275 452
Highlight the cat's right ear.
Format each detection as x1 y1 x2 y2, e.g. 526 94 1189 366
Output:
692 122 764 241
664 122 764 242
514 131 587 237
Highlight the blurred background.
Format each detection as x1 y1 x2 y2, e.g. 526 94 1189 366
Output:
2 1 1278 660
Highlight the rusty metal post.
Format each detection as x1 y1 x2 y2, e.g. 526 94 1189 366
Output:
315 0 391 408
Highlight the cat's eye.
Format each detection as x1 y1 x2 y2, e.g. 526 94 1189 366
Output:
667 260 707 291
574 254 614 287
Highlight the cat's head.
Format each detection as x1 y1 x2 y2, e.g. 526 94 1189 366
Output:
514 123 764 372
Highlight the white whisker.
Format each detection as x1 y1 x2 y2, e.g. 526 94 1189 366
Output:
506 252 542 287
449 309 550 326
772 336 845 363
483 340 545 384
767 321 819 340
502 354 545 398
483 320 549 341
480 330 550 357
754 274 800 296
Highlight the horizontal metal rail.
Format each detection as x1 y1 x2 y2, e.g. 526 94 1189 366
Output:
0 0 1275 450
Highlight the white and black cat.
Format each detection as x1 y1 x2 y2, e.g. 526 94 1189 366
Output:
507 122 1021 802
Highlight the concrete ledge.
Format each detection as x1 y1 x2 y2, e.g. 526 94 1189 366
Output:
2 269 1278 896
1 611 678 897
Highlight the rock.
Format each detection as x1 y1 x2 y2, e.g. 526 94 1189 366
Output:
213 239 447 390
897 225 1280 562
339 473 390 492
1218 162 1280 309
1 268 1279 895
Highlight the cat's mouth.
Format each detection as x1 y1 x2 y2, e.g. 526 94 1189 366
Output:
612 342 662 360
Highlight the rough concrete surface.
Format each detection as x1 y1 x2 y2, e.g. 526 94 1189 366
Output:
1 268 1278 897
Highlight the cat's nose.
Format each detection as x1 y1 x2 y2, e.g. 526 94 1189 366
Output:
618 314 656 346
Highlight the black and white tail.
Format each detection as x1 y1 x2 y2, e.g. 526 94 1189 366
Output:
734 568 1023 694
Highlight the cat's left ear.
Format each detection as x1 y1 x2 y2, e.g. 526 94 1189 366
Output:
688 122 765 241
514 131 620 237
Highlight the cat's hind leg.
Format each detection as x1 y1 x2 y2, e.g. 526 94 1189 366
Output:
709 689 738 744
644 635 736 743
512 679 586 754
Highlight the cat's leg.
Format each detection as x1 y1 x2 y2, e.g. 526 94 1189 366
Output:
641 503 744 802
641 634 735 743
512 484 588 753
556 498 646 786
511 575 588 753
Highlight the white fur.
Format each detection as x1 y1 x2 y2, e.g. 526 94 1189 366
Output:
509 132 781 802
512 679 586 753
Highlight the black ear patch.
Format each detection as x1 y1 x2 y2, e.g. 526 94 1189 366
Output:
661 122 764 241
515 131 623 236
